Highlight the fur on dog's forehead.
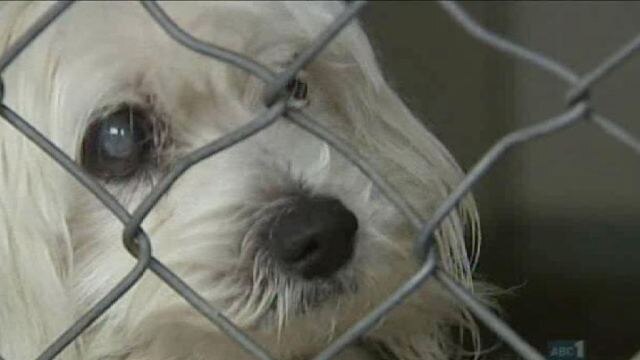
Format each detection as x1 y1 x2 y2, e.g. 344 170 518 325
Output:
29 1 366 83
51 1 350 56
4 1 378 152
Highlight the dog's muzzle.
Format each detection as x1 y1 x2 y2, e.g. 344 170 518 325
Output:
262 196 358 279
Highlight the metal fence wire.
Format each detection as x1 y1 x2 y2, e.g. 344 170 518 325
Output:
1 1 639 360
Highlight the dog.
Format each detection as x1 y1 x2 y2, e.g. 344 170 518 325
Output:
0 2 488 359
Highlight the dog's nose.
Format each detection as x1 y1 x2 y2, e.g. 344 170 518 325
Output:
265 196 358 279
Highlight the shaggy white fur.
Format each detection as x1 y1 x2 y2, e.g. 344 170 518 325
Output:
0 2 488 360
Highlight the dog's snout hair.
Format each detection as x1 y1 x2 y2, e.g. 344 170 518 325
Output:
0 2 488 360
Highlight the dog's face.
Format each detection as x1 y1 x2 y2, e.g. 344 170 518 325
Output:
0 2 480 359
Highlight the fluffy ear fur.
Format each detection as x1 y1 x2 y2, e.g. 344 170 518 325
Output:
0 3 81 359
330 64 484 359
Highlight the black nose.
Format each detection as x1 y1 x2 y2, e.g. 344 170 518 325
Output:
265 196 358 279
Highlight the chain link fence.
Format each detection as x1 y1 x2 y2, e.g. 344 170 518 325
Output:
1 1 639 359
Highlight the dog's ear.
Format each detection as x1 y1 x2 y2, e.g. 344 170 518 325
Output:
282 3 486 357
318 45 490 360
308 14 480 280
0 3 83 359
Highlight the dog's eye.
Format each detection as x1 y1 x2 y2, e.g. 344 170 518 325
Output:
286 77 308 100
81 106 155 180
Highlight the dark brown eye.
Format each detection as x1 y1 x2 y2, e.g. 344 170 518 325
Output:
286 77 308 101
81 105 155 180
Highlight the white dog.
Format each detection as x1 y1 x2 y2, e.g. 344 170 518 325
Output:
0 2 488 360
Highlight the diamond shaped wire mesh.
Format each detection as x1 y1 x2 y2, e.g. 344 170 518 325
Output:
0 1 639 360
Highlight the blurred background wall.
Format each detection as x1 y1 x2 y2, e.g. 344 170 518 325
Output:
361 2 640 359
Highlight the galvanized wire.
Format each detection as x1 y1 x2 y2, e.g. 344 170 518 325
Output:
0 1 73 72
0 1 639 360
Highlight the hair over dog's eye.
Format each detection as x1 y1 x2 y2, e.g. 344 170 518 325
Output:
286 77 308 100
81 106 155 180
